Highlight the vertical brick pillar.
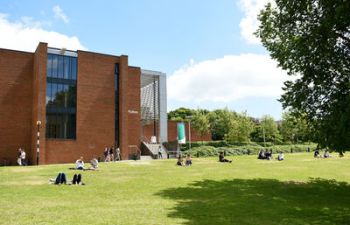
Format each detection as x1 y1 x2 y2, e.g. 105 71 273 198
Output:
119 55 129 159
31 42 47 164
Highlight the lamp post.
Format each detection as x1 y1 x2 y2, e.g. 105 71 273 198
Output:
36 120 41 165
186 116 193 151
260 119 266 149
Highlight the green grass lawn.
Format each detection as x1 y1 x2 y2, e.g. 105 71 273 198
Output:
1 153 350 225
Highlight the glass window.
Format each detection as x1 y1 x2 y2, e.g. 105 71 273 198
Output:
52 55 58 78
71 57 77 80
64 57 69 79
51 83 57 107
56 84 64 107
68 84 77 108
46 83 52 105
46 53 77 139
47 54 53 77
58 56 64 78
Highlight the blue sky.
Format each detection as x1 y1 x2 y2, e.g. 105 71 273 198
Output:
0 0 288 119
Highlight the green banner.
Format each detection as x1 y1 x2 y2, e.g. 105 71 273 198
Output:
177 122 186 144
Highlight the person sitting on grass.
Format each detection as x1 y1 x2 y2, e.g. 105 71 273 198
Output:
219 152 232 163
324 150 331 158
258 149 266 159
314 150 320 158
185 154 192 166
76 157 85 170
88 158 99 170
277 152 284 161
265 150 273 160
176 155 184 166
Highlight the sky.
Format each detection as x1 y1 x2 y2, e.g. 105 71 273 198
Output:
0 0 289 119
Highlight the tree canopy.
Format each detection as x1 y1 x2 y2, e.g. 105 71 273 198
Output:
256 0 350 151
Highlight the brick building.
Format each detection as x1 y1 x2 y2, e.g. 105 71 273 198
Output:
0 43 167 165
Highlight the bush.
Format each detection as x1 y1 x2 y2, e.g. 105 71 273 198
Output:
180 143 317 157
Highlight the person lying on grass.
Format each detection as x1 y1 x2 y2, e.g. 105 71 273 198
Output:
219 152 232 163
49 173 85 185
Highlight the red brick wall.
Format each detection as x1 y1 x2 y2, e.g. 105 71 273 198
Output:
31 43 47 165
127 67 141 158
141 122 159 143
142 121 212 144
45 51 118 163
0 44 143 164
0 49 34 165
167 121 212 143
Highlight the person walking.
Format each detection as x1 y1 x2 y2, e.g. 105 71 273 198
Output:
115 147 121 161
104 147 109 162
109 146 114 162
158 145 163 159
17 148 22 166
20 149 26 166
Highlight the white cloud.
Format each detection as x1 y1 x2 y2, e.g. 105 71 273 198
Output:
0 13 86 52
238 0 271 44
168 54 288 103
53 5 69 24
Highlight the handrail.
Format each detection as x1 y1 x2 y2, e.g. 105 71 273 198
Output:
141 136 151 144
128 145 141 160
141 142 158 159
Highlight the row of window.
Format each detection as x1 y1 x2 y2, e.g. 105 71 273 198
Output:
47 54 77 80
46 53 77 139
46 82 76 108
46 113 76 139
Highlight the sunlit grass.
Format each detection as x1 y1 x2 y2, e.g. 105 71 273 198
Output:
1 153 349 225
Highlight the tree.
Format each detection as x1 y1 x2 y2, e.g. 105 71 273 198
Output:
191 111 210 144
256 0 350 151
280 111 310 143
225 112 255 143
257 115 281 144
207 108 237 140
168 107 195 121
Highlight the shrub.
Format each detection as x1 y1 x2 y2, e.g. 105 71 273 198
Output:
180 143 317 157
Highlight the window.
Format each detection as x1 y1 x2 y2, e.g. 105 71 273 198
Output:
46 53 77 139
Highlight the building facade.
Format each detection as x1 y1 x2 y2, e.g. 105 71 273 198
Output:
0 43 167 165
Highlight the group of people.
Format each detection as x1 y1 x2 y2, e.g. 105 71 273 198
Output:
258 149 284 161
75 157 99 170
176 154 192 166
103 146 121 162
51 172 85 185
17 148 26 166
314 150 333 158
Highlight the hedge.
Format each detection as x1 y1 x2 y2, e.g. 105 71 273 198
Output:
181 143 317 157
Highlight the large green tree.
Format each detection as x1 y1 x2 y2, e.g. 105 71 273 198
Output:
257 0 350 151
225 112 255 143
168 107 195 121
207 108 236 140
257 115 281 144
280 111 310 143
191 111 210 144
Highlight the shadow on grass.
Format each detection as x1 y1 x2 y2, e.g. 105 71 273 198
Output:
156 178 350 225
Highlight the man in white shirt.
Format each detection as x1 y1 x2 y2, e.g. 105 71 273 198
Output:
75 157 85 170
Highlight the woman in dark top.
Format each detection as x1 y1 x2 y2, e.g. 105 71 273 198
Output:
219 152 232 163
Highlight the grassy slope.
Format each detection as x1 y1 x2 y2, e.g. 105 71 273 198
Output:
0 153 349 225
